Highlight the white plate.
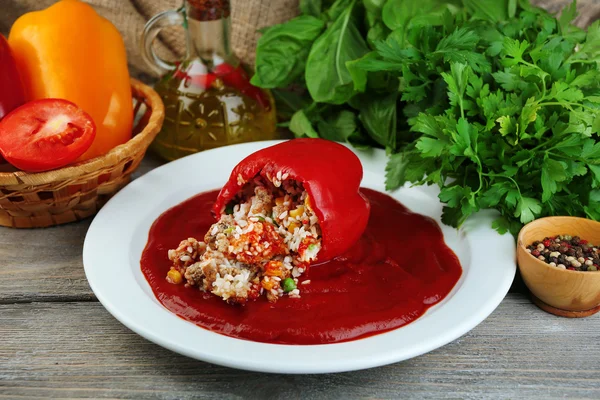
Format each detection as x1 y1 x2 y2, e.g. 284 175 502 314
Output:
83 140 516 374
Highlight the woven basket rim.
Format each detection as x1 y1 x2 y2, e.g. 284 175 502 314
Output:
0 78 164 187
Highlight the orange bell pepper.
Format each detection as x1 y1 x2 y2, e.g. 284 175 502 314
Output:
8 0 133 161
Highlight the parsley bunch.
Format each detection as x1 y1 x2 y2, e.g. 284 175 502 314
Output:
252 0 600 235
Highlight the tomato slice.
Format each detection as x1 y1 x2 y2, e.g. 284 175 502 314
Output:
0 99 96 172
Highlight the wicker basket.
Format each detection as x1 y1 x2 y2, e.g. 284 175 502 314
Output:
0 79 165 228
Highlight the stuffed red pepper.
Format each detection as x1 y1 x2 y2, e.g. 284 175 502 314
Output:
166 139 370 304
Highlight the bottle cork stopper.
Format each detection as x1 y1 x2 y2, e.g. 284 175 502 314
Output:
187 0 231 21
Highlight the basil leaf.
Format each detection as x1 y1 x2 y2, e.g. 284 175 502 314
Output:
363 0 385 14
382 0 459 44
290 110 319 138
325 0 354 21
363 0 386 28
300 0 322 17
356 92 398 149
251 16 326 89
305 0 369 104
317 110 359 142
462 0 509 22
366 21 389 48
271 89 313 121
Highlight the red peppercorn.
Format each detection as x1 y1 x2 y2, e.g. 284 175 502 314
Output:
580 239 588 245
532 250 540 257
543 240 551 247
568 267 576 270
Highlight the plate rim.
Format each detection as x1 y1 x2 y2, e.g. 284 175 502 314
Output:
83 140 516 374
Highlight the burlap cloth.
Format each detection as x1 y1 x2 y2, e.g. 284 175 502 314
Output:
1 0 599 80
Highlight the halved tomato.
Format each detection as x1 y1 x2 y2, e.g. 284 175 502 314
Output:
0 99 96 172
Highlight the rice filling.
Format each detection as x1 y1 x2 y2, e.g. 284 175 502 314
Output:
166 173 322 303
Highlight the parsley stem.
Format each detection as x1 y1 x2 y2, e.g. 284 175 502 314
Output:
539 102 596 111
565 59 597 65
517 58 547 96
531 130 573 153
547 151 582 163
520 60 538 69
482 172 522 197
474 157 484 195
541 75 547 99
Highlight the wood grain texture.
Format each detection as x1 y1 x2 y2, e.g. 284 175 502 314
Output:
1 1 600 397
1 294 600 400
0 154 164 304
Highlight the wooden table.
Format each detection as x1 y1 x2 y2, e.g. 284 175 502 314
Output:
2 155 600 399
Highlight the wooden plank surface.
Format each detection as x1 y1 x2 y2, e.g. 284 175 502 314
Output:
1 1 600 397
0 155 164 304
0 151 593 400
1 294 599 399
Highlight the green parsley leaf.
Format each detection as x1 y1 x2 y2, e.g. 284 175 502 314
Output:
582 140 600 160
385 152 409 190
416 137 445 157
442 63 471 116
558 1 578 34
548 81 584 103
519 97 539 136
497 115 517 137
480 182 510 208
515 196 542 224
564 160 588 178
491 216 511 235
505 189 521 208
501 37 530 67
438 186 463 208
588 164 600 188
541 157 568 202
492 69 522 91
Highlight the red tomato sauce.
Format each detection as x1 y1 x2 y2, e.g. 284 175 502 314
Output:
141 188 462 345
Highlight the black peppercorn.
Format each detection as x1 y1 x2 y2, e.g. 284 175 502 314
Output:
528 235 600 272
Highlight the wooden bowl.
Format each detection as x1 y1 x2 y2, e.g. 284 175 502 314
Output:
517 216 600 317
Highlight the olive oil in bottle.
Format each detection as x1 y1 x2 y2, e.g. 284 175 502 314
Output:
142 0 279 161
